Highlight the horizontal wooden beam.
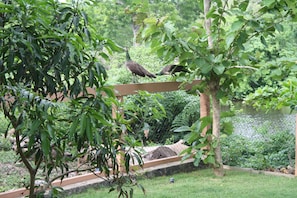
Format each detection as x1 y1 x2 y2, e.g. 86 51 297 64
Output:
48 80 201 101
112 80 201 97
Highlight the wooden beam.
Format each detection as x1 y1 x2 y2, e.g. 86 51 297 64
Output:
48 80 201 101
112 80 201 97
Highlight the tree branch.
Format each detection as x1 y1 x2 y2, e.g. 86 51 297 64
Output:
204 0 213 49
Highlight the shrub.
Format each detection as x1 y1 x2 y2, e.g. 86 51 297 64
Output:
123 90 200 144
221 129 295 170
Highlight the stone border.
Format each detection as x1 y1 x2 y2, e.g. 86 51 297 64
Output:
223 165 295 178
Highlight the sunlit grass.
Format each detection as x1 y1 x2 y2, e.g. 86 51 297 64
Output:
68 169 297 198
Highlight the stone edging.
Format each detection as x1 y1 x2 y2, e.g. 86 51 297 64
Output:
223 165 295 178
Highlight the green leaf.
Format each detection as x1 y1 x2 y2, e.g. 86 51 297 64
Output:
143 17 158 25
221 121 234 135
262 0 275 7
199 117 212 131
29 120 41 135
226 33 235 49
69 119 79 137
174 126 191 133
125 153 131 173
260 35 268 47
195 150 203 160
193 157 201 166
237 31 248 49
206 6 216 19
181 153 192 161
80 113 87 136
185 131 200 144
231 20 244 32
213 65 225 75
41 132 50 155
200 64 212 74
47 124 54 139
204 155 216 165
85 115 92 142
239 1 248 11
275 24 284 32
214 54 223 63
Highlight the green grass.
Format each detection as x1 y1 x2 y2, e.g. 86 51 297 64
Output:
68 169 297 198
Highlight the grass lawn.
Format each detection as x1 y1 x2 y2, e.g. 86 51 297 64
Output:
68 168 297 198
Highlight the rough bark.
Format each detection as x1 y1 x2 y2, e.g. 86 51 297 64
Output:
204 0 224 176
204 0 213 49
199 93 210 136
210 81 224 176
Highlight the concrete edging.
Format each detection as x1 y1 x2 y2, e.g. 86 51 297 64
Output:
223 165 295 178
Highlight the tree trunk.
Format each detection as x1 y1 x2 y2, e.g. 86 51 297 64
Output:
200 93 210 136
132 22 140 46
204 0 213 49
204 0 224 176
210 81 224 176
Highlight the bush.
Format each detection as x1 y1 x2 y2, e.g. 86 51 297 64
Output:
221 129 295 170
123 90 200 144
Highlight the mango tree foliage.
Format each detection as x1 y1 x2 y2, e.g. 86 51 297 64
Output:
0 0 142 197
142 0 297 176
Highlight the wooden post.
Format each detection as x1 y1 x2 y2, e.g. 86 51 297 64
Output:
200 93 210 136
295 115 297 176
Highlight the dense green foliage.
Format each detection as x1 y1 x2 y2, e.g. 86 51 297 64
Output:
123 91 200 145
222 129 295 170
233 23 297 101
0 0 138 197
84 0 201 46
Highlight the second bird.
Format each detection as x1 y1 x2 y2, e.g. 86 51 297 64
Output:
125 49 156 83
156 64 189 76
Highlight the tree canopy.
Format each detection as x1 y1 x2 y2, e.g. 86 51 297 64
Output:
0 0 140 197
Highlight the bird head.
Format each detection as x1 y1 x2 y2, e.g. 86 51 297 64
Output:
125 47 131 61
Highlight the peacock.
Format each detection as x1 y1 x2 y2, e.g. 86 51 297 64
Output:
125 49 156 83
156 64 189 76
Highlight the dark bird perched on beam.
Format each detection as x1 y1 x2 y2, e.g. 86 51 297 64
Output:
156 64 189 76
125 49 156 82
